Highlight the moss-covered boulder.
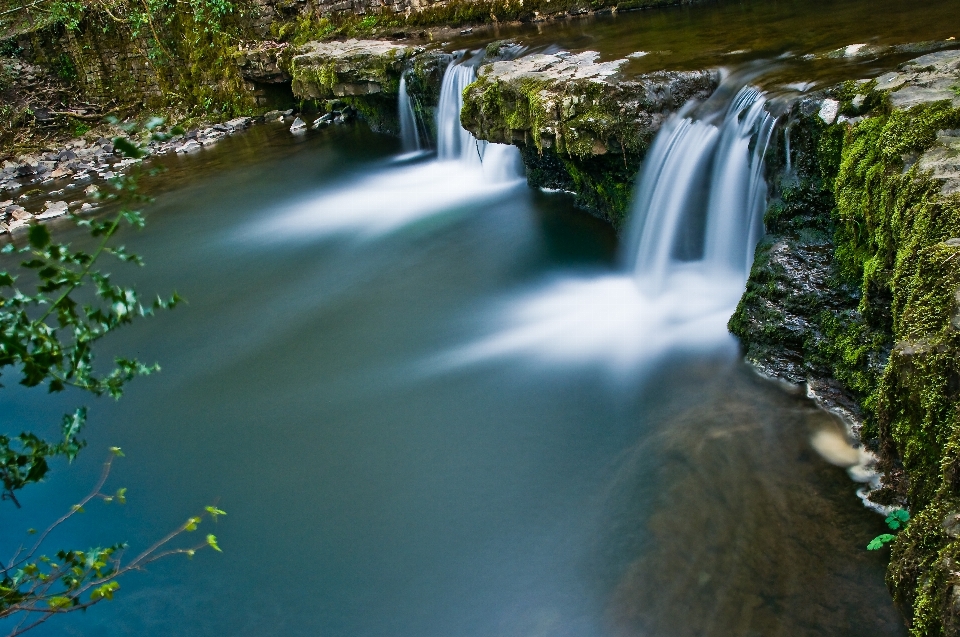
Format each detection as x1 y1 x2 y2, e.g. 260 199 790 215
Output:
460 50 717 226
730 48 960 636
289 39 415 99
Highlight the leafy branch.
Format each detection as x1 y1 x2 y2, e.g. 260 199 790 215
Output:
0 451 226 637
0 117 179 503
0 119 225 634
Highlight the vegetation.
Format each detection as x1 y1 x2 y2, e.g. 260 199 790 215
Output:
869 509 911 550
0 121 224 635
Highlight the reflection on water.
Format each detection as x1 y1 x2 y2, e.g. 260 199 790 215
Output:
445 0 959 89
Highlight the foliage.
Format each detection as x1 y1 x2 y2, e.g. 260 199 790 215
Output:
0 121 225 634
867 509 910 550
0 454 226 636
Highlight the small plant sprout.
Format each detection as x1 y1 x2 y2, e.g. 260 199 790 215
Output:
867 509 910 550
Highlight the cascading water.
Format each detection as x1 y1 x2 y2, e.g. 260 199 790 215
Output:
444 79 779 372
244 57 523 241
628 84 776 289
436 60 523 180
398 74 422 153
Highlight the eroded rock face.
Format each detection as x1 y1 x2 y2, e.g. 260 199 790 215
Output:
461 50 718 157
236 42 291 84
458 49 717 225
289 39 415 99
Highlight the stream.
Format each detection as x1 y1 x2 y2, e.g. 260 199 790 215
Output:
5 0 954 634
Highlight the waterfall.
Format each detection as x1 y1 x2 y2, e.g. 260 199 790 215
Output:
626 85 776 291
245 56 524 242
442 79 779 372
398 74 422 153
435 59 522 180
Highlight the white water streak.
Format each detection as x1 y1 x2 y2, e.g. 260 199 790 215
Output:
399 75 422 153
244 59 523 241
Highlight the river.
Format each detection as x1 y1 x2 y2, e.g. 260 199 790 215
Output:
5 0 951 633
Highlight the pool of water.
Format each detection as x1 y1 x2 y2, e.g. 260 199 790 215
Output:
1 117 904 636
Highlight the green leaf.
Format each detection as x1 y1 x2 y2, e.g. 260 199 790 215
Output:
184 516 201 532
90 581 120 601
885 509 910 530
28 224 51 249
144 116 166 131
205 506 226 520
867 534 896 550
115 487 127 504
206 534 222 552
47 596 72 609
109 446 125 457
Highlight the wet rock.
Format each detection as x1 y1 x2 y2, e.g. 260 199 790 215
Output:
9 206 30 221
312 113 334 129
178 140 202 153
7 218 29 233
918 130 960 196
889 50 960 110
818 99 839 124
225 117 252 130
36 200 68 220
289 117 307 133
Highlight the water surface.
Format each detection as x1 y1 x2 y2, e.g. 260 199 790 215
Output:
0 120 903 637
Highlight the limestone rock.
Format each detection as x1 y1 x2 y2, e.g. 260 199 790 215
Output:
461 50 719 157
818 99 839 124
918 130 960 195
236 42 290 84
289 39 414 100
888 50 960 110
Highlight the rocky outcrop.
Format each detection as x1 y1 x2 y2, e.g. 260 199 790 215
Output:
462 51 716 155
460 50 718 225
730 48 960 637
286 38 446 136
289 39 415 99
236 41 291 84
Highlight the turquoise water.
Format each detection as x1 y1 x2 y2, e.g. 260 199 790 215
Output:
2 121 902 637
